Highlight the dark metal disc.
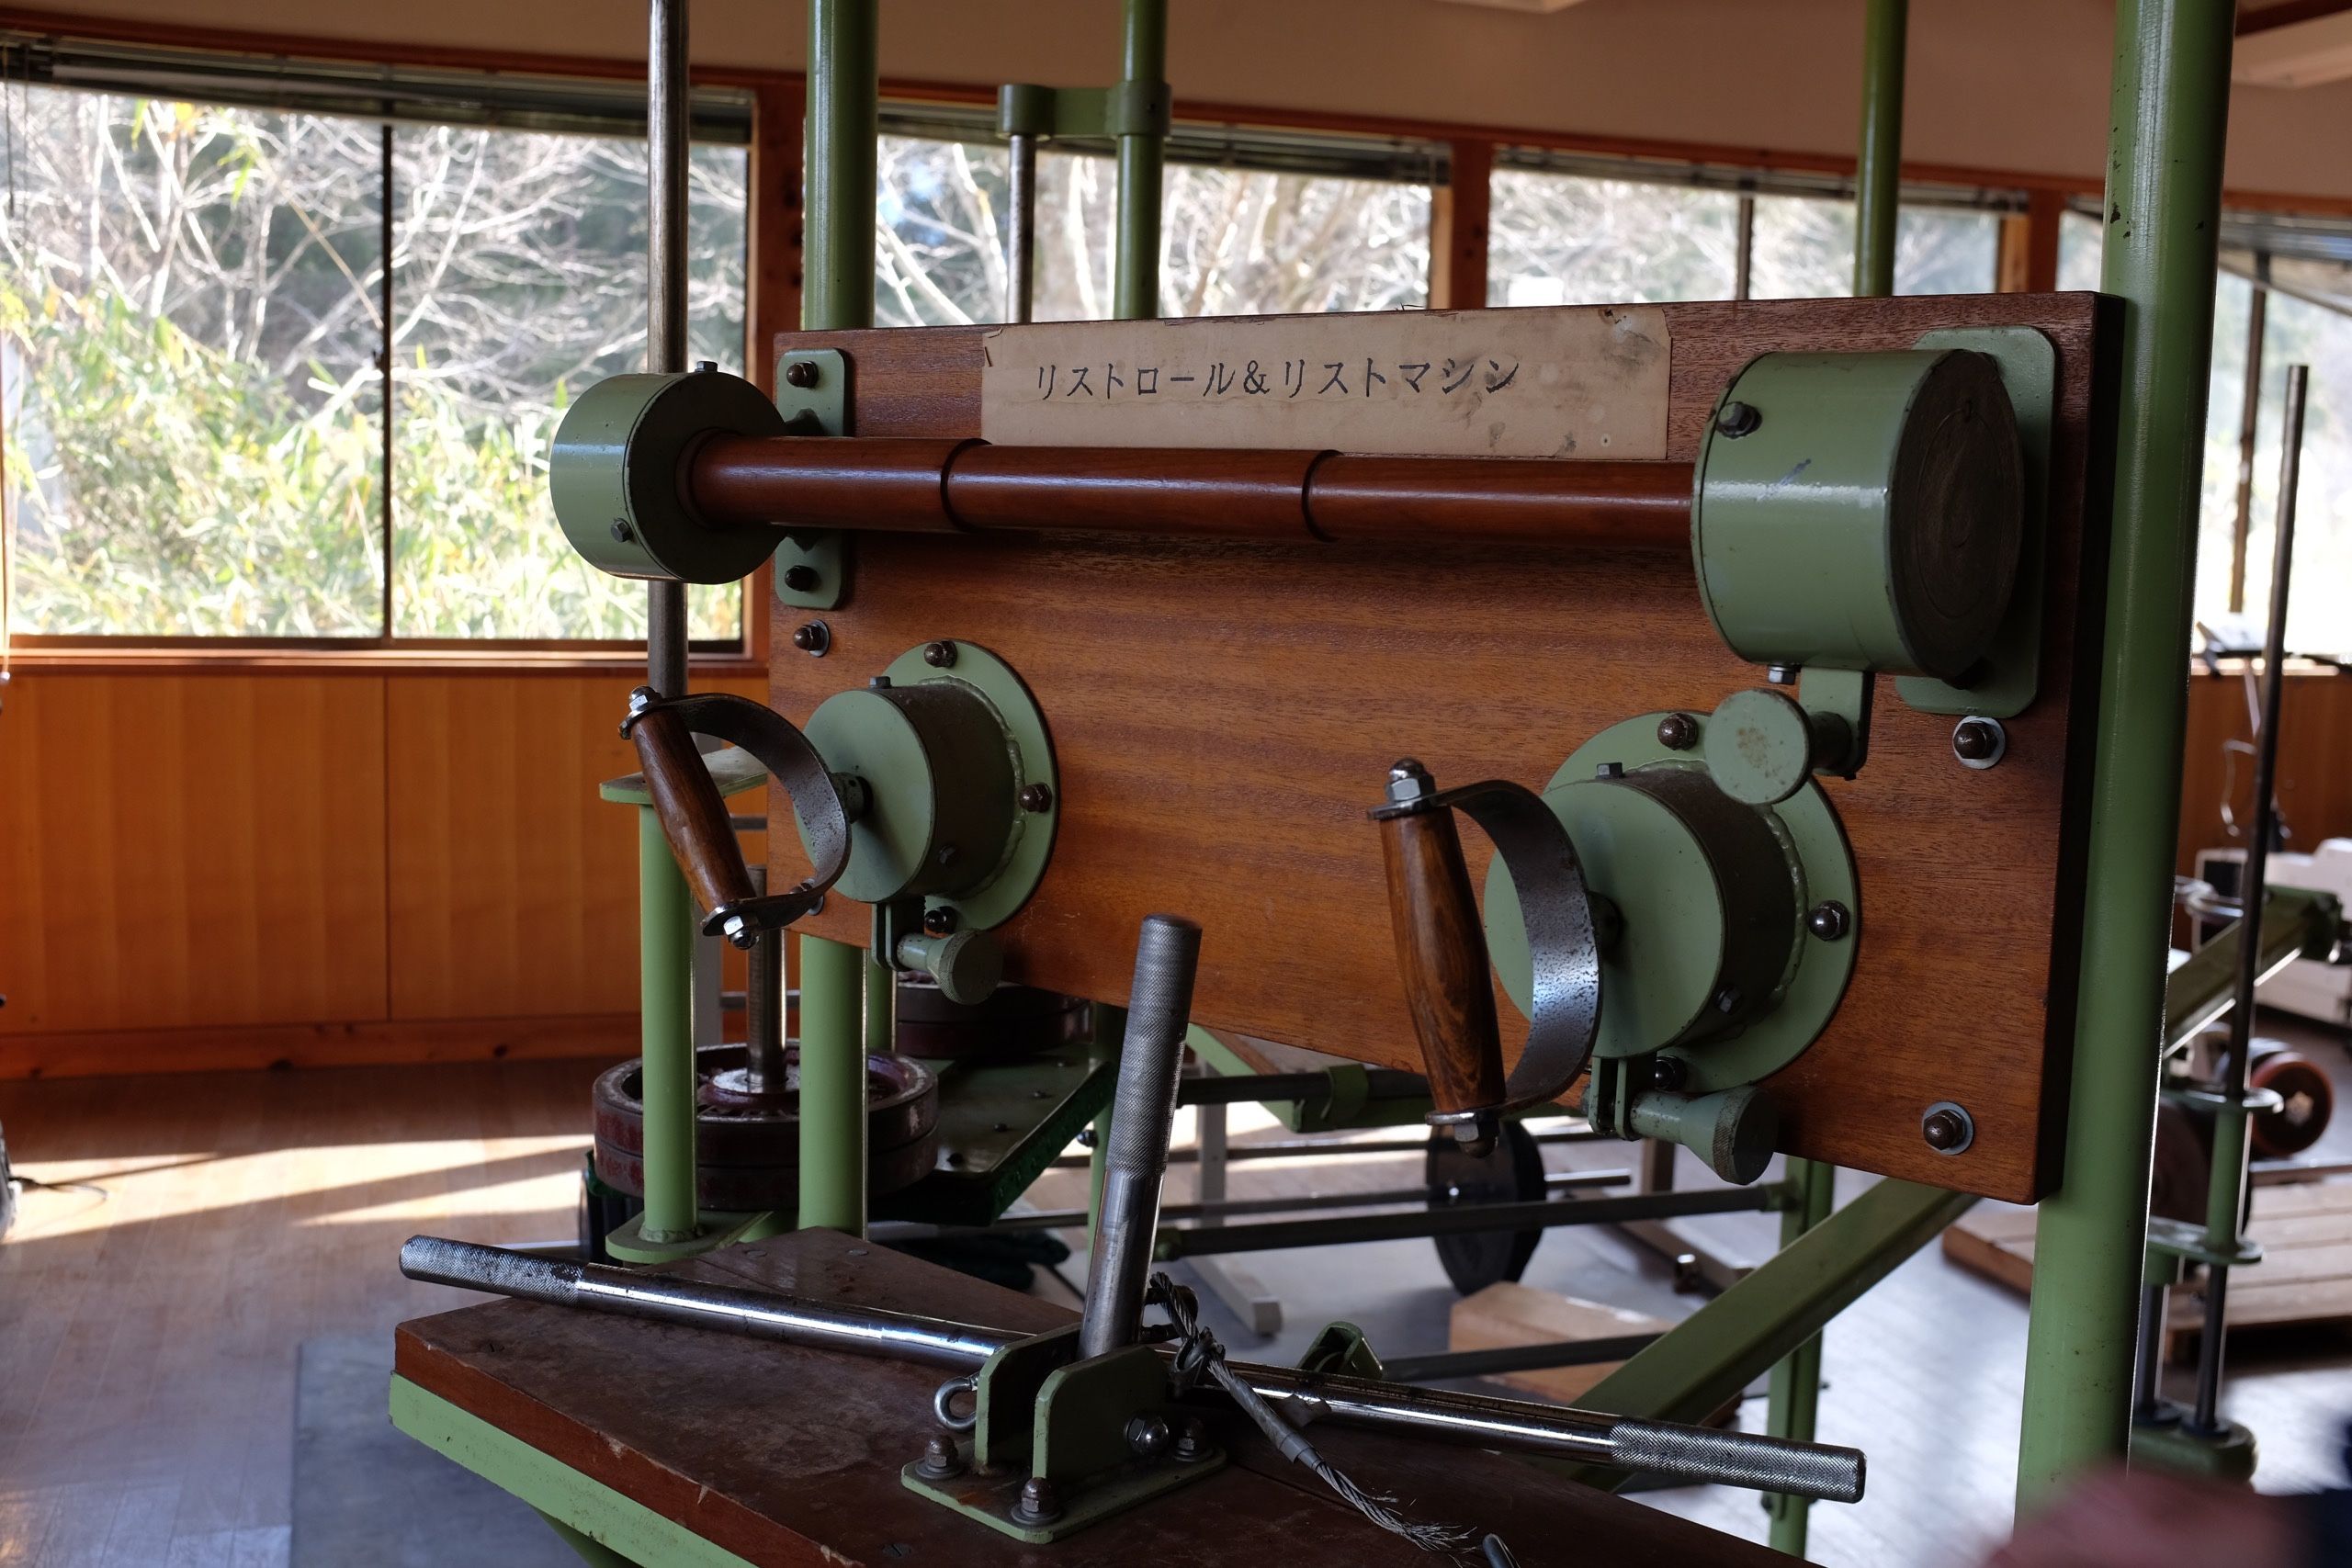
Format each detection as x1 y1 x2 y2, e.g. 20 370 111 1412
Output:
2250 1043 2335 1159
1426 1120 1550 1296
892 976 1091 1061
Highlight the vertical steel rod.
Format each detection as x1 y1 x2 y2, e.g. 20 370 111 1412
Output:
794 0 878 1239
634 0 699 1247
1079 916 1201 1359
1733 190 1755 303
1852 0 1907 299
2226 255 2270 615
2018 0 2236 1508
745 927 786 1095
1113 0 1166 321
2189 364 2307 1433
1007 131 1036 323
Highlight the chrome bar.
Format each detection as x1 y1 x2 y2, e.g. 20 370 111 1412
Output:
1006 130 1036 323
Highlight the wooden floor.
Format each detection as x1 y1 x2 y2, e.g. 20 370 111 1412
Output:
5 1032 2352 1568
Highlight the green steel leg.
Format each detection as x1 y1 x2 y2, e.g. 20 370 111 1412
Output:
1765 1157 1838 1556
1851 0 1907 298
803 0 876 333
797 933 867 1235
1556 1178 1975 1491
636 807 700 1244
2016 0 2235 1510
537 1511 645 1568
1113 0 1166 320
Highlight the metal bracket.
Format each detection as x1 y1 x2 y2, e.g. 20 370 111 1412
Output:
997 81 1173 141
772 347 848 610
1895 326 2058 718
1296 1321 1387 1380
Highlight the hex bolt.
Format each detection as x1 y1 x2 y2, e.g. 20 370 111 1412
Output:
782 564 820 593
1650 1055 1688 1091
1805 901 1851 942
922 639 958 669
1385 758 1436 807
869 675 894 690
694 359 718 375
784 359 820 389
1765 663 1801 686
1595 761 1625 780
916 1435 963 1480
922 906 958 936
1172 1416 1211 1463
1713 987 1743 1015
791 620 830 657
1656 712 1699 751
1016 1476 1063 1523
1125 1414 1172 1462
1952 717 2007 770
1714 400 1762 438
1020 782 1056 814
609 520 634 543
1921 1102 1975 1155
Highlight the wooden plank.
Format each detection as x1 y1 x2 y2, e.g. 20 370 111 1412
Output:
396 1227 1785 1566
1429 139 1494 311
769 293 2108 1203
0 1012 635 1081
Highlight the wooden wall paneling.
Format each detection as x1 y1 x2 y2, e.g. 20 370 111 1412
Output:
0 674 390 1036
1429 139 1494 310
2177 671 2352 874
769 294 2106 1202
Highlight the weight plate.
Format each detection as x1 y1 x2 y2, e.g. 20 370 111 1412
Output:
2249 1043 2335 1159
1427 1120 1550 1296
893 976 1091 1060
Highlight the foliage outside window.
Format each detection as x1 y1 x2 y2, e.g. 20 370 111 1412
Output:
876 135 1428 326
1747 193 1997 299
1489 172 1740 306
1 87 747 643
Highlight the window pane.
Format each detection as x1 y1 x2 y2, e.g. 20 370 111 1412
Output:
1749 195 1997 299
2 91 384 636
389 127 746 639
1487 170 1737 306
1160 169 1429 315
2058 209 2103 290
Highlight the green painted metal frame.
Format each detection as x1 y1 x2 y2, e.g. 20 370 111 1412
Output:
1113 0 1166 321
634 807 702 1246
797 931 868 1234
2017 0 2237 1508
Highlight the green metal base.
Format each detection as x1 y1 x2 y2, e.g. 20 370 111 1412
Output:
874 1041 1115 1226
602 1208 773 1264
2132 1406 2259 1483
901 1441 1224 1544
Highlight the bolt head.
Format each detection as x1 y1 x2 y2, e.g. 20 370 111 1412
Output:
1017 1476 1063 1522
1019 782 1055 814
922 906 958 936
784 359 820 389
720 914 755 950
1172 1416 1211 1463
1125 1414 1172 1462
1656 712 1698 751
917 1435 963 1479
1952 717 2007 767
693 359 718 376
1385 758 1435 805
626 685 657 716
791 621 829 655
869 675 894 690
1805 901 1851 942
609 520 634 543
922 639 958 668
1650 1055 1688 1091
782 564 820 593
1714 400 1761 438
1713 986 1743 1015
1595 761 1625 780
1922 1106 1973 1153
1765 663 1801 686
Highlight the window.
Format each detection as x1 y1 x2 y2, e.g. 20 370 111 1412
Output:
1488 171 1740 306
1748 194 1999 299
2 85 748 645
877 132 1429 324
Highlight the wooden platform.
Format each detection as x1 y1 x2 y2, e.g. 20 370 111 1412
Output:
1943 1181 2352 1350
394 1228 1784 1567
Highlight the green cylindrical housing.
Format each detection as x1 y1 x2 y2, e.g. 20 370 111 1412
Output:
802 681 1019 907
2016 0 2235 1508
1691 349 2024 681
797 932 868 1235
636 807 701 1243
548 370 785 583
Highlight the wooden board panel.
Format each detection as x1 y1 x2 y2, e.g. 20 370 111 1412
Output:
2176 669 2352 876
0 673 390 1036
397 1226 1785 1566
385 672 764 1021
0 1012 634 1080
769 295 2109 1204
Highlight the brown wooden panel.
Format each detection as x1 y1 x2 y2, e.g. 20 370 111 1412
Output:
2176 669 2352 876
397 1226 1783 1566
0 1012 633 1081
769 296 2108 1203
0 673 390 1036
385 672 764 1021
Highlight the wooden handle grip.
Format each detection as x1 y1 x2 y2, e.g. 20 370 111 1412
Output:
1379 807 1505 1120
630 704 757 920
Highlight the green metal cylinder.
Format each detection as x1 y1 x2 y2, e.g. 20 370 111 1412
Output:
797 933 868 1235
637 807 701 1243
1853 0 1907 299
1114 0 1166 320
805 0 877 333
2016 0 2235 1509
548 369 786 583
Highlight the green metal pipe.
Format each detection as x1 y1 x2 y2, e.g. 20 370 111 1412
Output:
2016 0 2236 1509
636 807 701 1243
1852 0 1908 298
804 0 877 333
1113 0 1166 320
797 933 867 1235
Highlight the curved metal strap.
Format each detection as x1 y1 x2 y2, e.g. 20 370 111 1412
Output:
621 691 851 936
1431 779 1601 1111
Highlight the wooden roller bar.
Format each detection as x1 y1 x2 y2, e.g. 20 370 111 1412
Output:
687 434 1695 548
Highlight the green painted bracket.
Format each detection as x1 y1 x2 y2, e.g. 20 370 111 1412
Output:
1297 1321 1387 1380
2143 1213 2261 1270
873 1041 1115 1226
997 81 1172 141
602 1207 773 1265
772 347 848 611
1550 1175 1976 1488
2164 886 2341 1051
2131 1413 2259 1483
1895 326 2059 718
390 1377 753 1568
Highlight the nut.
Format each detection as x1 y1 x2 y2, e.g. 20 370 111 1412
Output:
782 564 820 593
922 639 958 668
1649 1055 1688 1091
1385 758 1435 806
922 906 958 936
1125 1414 1171 1462
1656 712 1699 751
609 520 634 543
1020 783 1055 814
1952 717 2007 769
915 1435 963 1480
784 359 820 389
1921 1101 1975 1155
1805 901 1851 941
1172 1416 1212 1463
1714 400 1761 438
1016 1476 1063 1523
791 620 830 656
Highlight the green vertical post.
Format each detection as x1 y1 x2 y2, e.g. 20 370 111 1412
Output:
1852 0 1907 298
1113 0 1166 320
2017 0 2234 1510
636 808 700 1242
795 0 877 1238
1765 1158 1837 1555
798 933 867 1235
864 948 897 1055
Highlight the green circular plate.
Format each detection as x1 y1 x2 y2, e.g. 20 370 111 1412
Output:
880 642 1057 932
1484 711 1858 1093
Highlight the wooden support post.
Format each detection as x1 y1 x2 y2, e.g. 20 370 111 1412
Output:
1430 138 1493 310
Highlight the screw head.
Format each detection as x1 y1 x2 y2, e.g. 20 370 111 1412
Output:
1172 1416 1211 1463
1921 1103 1975 1154
1714 400 1761 438
609 520 634 543
922 639 958 668
916 1435 963 1479
791 620 829 656
1019 782 1055 814
1952 717 2007 768
1656 712 1699 751
922 906 958 936
1713 986 1743 1015
784 359 820 389
782 563 820 593
1125 1414 1171 1461
1016 1476 1063 1523
1805 901 1851 942
1650 1055 1688 1091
